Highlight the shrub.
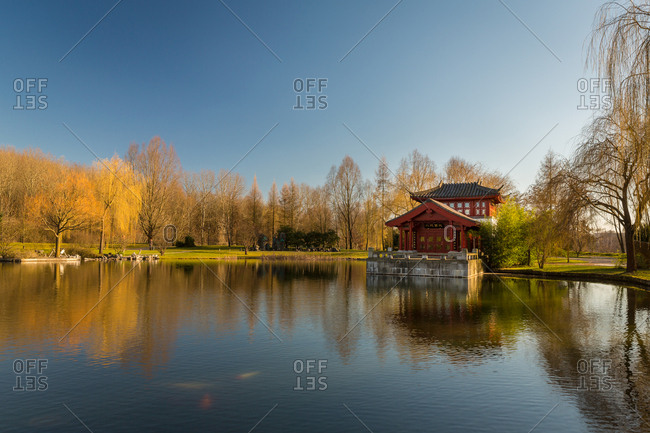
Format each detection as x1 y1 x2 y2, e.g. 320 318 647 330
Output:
66 245 101 259
479 201 530 269
175 236 196 248
278 227 339 250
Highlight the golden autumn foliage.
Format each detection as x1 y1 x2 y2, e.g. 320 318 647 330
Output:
93 156 141 253
29 168 100 256
1 141 522 252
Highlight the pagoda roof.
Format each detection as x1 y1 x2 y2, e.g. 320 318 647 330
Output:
386 199 480 227
411 181 502 202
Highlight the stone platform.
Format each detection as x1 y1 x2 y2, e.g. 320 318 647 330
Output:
366 249 483 278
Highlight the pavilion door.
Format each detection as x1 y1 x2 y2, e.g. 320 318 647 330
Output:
418 229 440 252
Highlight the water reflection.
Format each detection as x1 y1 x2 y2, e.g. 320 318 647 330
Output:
1 261 649 432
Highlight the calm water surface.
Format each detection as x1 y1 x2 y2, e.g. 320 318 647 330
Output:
1 261 649 432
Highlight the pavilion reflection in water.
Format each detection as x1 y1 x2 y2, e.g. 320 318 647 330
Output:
366 274 516 364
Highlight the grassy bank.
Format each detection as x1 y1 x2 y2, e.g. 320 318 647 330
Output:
494 263 650 289
3 243 368 261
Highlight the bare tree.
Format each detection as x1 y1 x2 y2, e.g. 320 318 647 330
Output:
328 156 363 249
216 170 244 247
443 156 517 197
393 150 437 213
266 181 279 240
279 178 301 229
526 151 565 268
184 170 216 245
375 156 391 249
312 186 332 233
29 166 99 257
242 175 264 249
361 181 379 250
126 137 181 250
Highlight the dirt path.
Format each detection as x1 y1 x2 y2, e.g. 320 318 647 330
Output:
553 256 617 267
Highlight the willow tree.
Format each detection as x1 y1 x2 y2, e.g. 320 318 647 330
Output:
590 1 650 114
94 156 140 254
578 1 650 271
570 112 650 271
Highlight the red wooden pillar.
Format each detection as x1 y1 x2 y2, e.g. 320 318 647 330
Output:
398 228 402 250
460 225 466 250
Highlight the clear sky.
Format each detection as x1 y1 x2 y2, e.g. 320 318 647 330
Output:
1 0 604 193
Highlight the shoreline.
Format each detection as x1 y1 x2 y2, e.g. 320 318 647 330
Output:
489 268 650 291
4 253 649 291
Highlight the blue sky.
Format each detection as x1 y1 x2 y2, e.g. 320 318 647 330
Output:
1 0 604 193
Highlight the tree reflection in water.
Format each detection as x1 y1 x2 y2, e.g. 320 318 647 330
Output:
1 262 649 431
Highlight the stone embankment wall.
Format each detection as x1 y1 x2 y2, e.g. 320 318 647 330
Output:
366 249 483 278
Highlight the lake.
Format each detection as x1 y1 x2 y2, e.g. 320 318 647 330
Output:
1 261 649 432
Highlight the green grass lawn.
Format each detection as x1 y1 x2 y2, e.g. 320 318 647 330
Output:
504 263 650 282
6 242 368 260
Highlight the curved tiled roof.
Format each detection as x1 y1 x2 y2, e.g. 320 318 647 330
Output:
386 199 479 227
411 181 501 200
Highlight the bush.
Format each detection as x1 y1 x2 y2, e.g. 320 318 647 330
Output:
175 236 196 248
278 226 339 250
66 245 101 259
0 242 15 259
479 201 530 268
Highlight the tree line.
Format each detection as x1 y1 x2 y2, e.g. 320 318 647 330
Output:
0 142 515 257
